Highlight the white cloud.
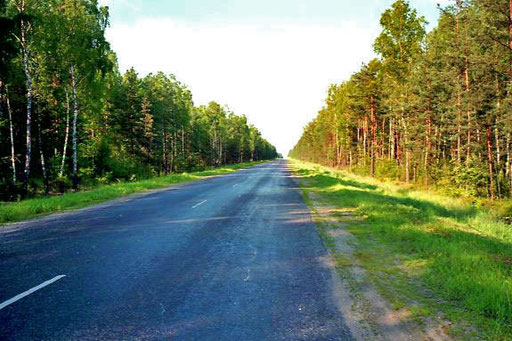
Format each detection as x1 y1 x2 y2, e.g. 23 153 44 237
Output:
106 18 378 155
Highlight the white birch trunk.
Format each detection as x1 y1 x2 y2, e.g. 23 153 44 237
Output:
59 89 71 177
37 115 48 193
5 85 16 184
21 18 33 194
70 64 79 189
181 128 185 156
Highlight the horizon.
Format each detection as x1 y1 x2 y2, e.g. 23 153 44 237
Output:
100 0 448 155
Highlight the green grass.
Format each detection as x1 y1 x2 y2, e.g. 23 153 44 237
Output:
289 159 512 339
0 161 267 224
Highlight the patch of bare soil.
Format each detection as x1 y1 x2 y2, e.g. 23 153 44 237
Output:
302 188 452 341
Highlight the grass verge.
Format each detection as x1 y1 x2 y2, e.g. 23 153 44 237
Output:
0 161 267 225
289 158 512 340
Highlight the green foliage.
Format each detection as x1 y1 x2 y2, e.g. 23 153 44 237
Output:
375 159 400 179
92 136 111 176
0 178 19 201
0 0 277 200
374 0 426 77
452 161 489 197
291 159 512 338
54 175 72 193
290 0 512 199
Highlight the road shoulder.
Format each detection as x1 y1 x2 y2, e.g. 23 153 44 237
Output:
288 160 452 341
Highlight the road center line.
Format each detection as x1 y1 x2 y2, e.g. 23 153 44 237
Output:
192 200 207 209
0 275 66 310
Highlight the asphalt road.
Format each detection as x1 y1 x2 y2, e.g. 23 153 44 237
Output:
0 160 352 340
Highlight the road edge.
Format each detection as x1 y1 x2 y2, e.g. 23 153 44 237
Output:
0 161 274 229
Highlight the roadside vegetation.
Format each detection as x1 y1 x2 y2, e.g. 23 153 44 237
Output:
290 159 512 339
290 0 512 201
0 1 277 201
289 1 512 335
0 160 266 224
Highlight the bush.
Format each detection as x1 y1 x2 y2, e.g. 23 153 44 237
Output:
376 159 400 180
0 180 21 201
452 161 488 197
94 137 112 177
54 175 72 193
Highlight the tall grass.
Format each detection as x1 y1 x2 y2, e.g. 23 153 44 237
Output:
290 159 512 338
0 161 265 224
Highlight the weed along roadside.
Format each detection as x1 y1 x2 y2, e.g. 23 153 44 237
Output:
0 161 268 225
288 159 512 340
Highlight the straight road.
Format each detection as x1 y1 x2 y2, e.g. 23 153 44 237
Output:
0 160 352 340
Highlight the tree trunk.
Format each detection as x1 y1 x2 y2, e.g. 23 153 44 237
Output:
509 0 512 77
181 128 185 156
496 75 501 168
455 6 462 164
424 101 431 186
161 127 164 174
401 114 410 183
405 149 411 184
70 64 79 190
496 121 501 166
37 113 49 194
438 129 447 162
487 126 495 200
5 85 16 184
456 98 462 164
396 130 401 166
381 117 386 158
465 58 471 161
389 118 394 160
219 136 223 165
334 127 341 166
21 18 33 197
163 127 169 175
60 89 71 177
495 74 502 197
174 131 177 161
370 96 376 177
362 116 367 167
170 131 175 172
507 133 511 196
213 127 217 165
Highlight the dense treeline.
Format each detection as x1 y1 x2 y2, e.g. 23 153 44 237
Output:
290 0 512 199
0 0 277 200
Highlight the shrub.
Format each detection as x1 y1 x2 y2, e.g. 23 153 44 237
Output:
54 175 72 193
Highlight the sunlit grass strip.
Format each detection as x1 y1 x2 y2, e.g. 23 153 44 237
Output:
0 161 266 224
289 158 512 339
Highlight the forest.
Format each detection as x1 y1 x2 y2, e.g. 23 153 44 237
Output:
0 0 277 200
290 0 512 199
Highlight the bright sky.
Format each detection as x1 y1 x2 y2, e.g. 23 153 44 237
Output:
99 0 449 155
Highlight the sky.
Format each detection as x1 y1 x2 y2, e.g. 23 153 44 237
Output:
99 0 450 155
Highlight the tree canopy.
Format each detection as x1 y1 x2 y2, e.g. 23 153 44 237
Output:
290 0 512 199
0 0 277 199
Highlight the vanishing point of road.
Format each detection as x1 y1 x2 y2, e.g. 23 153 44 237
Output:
0 160 353 340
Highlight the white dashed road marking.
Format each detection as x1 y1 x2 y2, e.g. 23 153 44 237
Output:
0 275 66 310
192 200 207 209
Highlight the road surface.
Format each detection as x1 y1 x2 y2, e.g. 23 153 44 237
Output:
0 160 352 340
